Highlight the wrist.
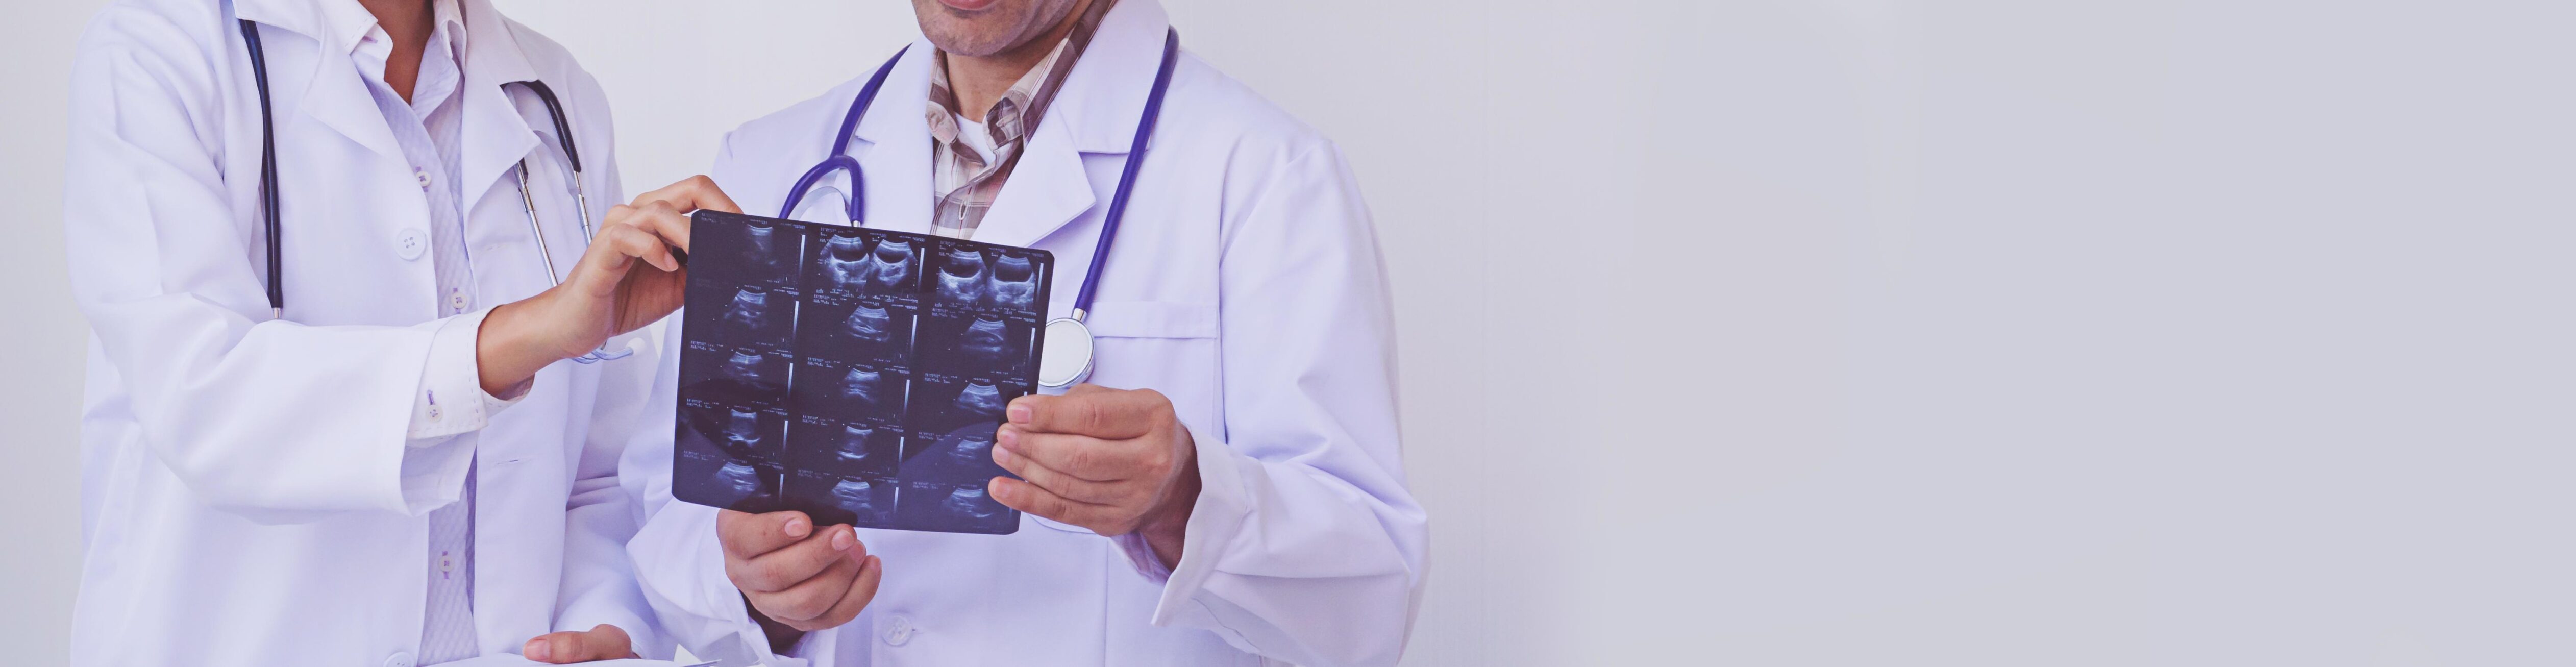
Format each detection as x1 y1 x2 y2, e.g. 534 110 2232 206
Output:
744 592 806 655
475 298 563 395
1139 444 1200 567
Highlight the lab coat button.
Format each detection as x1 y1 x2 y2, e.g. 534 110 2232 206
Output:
416 169 432 189
395 229 428 260
883 615 913 646
383 652 413 667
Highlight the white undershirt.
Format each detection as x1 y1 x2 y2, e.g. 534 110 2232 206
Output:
950 114 999 187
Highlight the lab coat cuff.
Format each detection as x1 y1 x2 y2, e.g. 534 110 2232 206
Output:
395 432 477 514
1145 422 1254 626
406 308 528 442
700 520 814 667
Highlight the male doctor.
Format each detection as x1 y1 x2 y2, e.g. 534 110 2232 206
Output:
63 0 714 664
620 0 1427 665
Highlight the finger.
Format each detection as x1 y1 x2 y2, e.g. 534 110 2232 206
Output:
756 553 863 623
627 200 695 254
996 427 1137 482
717 510 813 560
608 225 680 274
633 175 744 215
1005 389 1167 439
806 554 885 630
734 525 863 593
989 477 1119 530
993 430 1137 499
585 224 674 276
524 625 633 663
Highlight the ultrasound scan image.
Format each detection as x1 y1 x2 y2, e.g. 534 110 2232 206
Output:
674 211 1053 535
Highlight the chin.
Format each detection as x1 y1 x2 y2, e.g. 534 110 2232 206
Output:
923 24 1019 58
914 0 1077 57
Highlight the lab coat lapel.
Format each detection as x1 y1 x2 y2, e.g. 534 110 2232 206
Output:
849 42 938 234
968 0 1170 249
236 0 406 162
454 0 542 214
970 125 1095 249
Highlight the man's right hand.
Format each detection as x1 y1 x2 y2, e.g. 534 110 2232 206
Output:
718 509 884 651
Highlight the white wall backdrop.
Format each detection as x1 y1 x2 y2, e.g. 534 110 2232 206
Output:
7 1 2573 665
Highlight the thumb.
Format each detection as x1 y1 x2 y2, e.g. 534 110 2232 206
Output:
524 624 634 664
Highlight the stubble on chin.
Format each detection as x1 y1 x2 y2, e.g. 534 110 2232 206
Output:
910 0 1084 57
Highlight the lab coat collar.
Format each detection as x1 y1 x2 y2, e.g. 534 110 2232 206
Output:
849 43 938 232
1040 0 1172 156
234 0 401 161
874 0 1173 248
233 0 376 55
234 0 539 197
453 0 544 210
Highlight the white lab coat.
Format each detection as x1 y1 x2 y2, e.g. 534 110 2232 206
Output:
62 0 662 665
617 2 1426 666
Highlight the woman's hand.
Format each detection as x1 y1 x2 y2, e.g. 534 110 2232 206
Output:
522 624 637 663
475 176 741 394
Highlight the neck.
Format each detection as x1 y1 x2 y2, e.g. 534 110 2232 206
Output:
943 0 1093 123
358 0 436 103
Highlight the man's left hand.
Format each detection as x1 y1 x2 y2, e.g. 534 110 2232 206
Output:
990 385 1200 566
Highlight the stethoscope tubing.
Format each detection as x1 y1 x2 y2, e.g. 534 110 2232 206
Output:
238 18 283 318
778 46 910 222
1076 28 1180 321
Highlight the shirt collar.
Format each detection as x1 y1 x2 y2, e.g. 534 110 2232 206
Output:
435 0 468 53
924 0 1118 145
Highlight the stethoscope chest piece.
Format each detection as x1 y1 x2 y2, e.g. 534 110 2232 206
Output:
1037 316 1096 389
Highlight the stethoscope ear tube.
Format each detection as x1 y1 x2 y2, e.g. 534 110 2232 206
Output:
239 18 283 318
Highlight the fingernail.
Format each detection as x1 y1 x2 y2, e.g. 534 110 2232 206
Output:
995 428 1017 448
1008 403 1031 424
831 528 854 551
992 446 1013 465
785 517 810 537
525 639 552 662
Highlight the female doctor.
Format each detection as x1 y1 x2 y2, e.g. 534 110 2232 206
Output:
62 0 717 665
618 1 1427 665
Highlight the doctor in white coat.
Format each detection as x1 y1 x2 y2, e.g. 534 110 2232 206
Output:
620 1 1427 665
62 0 713 664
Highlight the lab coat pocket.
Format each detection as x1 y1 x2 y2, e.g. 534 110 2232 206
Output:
1083 300 1218 339
1079 299 1221 435
1032 300 1219 535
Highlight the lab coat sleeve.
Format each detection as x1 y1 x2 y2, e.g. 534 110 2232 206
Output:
621 313 807 667
547 111 674 656
1113 141 1427 667
63 10 480 523
618 130 814 667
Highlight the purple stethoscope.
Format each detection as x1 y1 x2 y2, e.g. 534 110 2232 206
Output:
778 29 1179 389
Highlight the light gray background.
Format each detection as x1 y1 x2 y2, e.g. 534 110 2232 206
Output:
6 1 2571 665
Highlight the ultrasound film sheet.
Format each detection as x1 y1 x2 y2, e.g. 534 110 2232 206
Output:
672 211 1051 535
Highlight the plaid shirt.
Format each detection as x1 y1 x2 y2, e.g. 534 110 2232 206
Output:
924 0 1117 238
